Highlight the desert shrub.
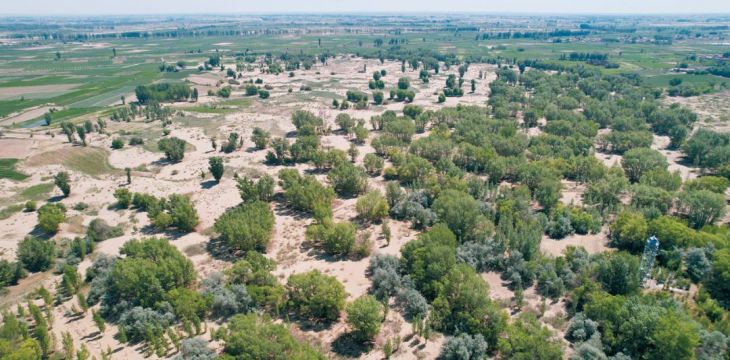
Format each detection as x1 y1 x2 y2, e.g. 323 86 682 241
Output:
114 188 132 208
104 238 196 314
214 201 274 252
111 138 125 149
684 176 730 194
37 203 66 233
363 154 384 176
17 236 55 272
117 306 175 343
346 295 384 342
208 157 225 182
129 137 144 146
251 127 270 150
158 137 186 162
328 162 367 197
87 218 123 242
355 191 389 222
456 239 503 272
150 194 199 232
176 337 216 360
278 169 335 215
565 313 600 343
305 220 357 256
286 270 347 322
204 280 252 318
0 260 24 287
236 175 275 203
222 313 325 359
132 192 159 211
439 333 490 360
367 254 403 300
396 288 428 320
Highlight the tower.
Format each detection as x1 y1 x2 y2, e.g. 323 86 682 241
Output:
639 235 660 285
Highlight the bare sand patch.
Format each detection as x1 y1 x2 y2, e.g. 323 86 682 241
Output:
0 105 56 126
540 227 610 257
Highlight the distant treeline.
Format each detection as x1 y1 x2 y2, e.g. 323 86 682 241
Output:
135 83 191 104
477 30 590 40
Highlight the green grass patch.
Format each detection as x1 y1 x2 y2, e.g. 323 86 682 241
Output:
19 182 55 201
26 147 117 177
0 159 29 181
0 204 23 220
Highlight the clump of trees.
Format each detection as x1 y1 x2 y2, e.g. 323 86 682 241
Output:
135 83 192 104
214 201 274 252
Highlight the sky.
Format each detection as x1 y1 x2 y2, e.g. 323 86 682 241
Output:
2 0 730 16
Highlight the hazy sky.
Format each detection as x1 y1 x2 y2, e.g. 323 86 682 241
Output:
2 0 729 15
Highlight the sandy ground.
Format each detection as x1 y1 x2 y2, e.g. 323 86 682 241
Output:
1 55 708 359
0 105 56 126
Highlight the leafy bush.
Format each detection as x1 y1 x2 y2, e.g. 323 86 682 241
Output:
214 201 274 252
222 313 325 359
158 137 186 162
278 169 335 215
439 333 490 360
346 295 384 342
104 238 196 313
355 191 389 222
114 188 132 208
37 203 66 233
236 175 275 203
17 236 55 272
87 218 123 242
286 270 347 322
328 162 367 197
305 220 357 256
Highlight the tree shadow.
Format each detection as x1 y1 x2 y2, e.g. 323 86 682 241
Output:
200 180 218 189
331 332 373 358
206 237 245 262
28 226 53 240
47 195 65 203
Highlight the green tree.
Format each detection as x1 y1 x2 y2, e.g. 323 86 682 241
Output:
346 295 384 342
648 312 699 360
431 264 507 349
114 188 132 208
328 162 367 197
621 148 667 183
37 203 66 233
609 211 648 253
237 175 275 203
596 252 640 295
222 313 325 359
499 313 563 360
158 137 186 162
251 127 271 150
208 156 225 183
305 220 357 256
214 201 275 252
355 191 389 222
677 189 727 229
17 236 55 272
286 270 347 322
54 171 71 197
432 190 481 242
